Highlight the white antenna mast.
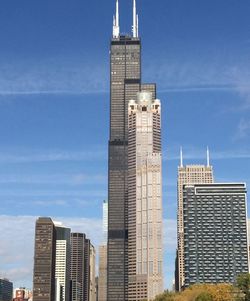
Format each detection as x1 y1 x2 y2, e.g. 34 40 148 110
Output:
113 0 120 38
180 147 183 168
207 147 210 167
133 0 138 38
137 14 139 37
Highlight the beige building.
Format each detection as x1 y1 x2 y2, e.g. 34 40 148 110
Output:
128 91 163 301
176 151 214 291
98 201 108 301
89 244 96 301
98 245 107 301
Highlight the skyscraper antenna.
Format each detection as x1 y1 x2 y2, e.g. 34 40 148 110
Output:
113 0 120 38
116 0 119 27
180 147 183 168
207 147 210 167
137 14 139 37
133 0 138 38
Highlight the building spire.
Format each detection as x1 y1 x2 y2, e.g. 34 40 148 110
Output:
180 147 183 168
206 147 210 167
133 0 139 38
113 0 120 38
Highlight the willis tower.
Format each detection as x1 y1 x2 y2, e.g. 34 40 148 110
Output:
108 1 157 300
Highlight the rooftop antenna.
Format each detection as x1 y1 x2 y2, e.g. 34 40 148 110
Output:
137 14 139 37
206 147 210 167
133 0 139 38
180 147 183 168
113 0 120 38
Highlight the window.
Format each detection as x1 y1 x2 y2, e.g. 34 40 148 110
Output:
149 261 153 275
137 262 142 274
158 261 162 274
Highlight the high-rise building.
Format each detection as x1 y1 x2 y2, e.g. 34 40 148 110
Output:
13 288 32 301
102 201 108 244
0 279 13 301
33 217 56 301
108 1 157 300
89 244 96 301
95 277 98 301
98 246 107 301
83 239 90 301
55 223 71 301
98 201 108 301
71 233 86 301
176 150 214 291
128 92 163 300
183 183 249 286
71 233 95 301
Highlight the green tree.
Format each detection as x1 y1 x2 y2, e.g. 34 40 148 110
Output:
236 273 250 301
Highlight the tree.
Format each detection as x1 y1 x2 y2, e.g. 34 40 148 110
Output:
195 292 213 301
236 274 250 301
154 290 176 301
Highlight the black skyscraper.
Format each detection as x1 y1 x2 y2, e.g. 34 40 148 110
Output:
107 1 156 300
33 217 56 301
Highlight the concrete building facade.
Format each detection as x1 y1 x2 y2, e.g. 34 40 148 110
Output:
55 224 71 301
98 201 108 301
176 158 214 291
33 217 56 301
98 246 107 301
89 245 96 301
13 288 32 301
128 92 163 300
183 183 249 286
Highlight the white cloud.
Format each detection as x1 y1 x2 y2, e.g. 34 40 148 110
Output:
0 57 108 96
143 58 250 113
144 58 237 92
0 215 102 288
32 200 69 207
0 190 106 198
0 173 106 186
235 118 250 139
0 149 106 164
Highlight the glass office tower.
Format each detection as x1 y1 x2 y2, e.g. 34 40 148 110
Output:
183 183 249 286
107 1 157 300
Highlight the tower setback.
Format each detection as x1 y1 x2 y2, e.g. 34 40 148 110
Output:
128 92 163 300
108 1 161 300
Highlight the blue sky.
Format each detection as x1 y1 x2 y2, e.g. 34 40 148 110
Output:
0 0 250 290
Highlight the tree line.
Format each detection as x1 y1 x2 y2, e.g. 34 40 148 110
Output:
153 273 250 301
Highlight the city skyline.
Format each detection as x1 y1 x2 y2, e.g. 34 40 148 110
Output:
0 0 250 292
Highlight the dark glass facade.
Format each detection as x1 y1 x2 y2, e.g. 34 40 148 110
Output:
33 217 56 301
70 233 92 301
70 233 85 301
108 35 157 300
108 36 141 301
0 279 13 301
83 239 90 301
183 183 249 287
